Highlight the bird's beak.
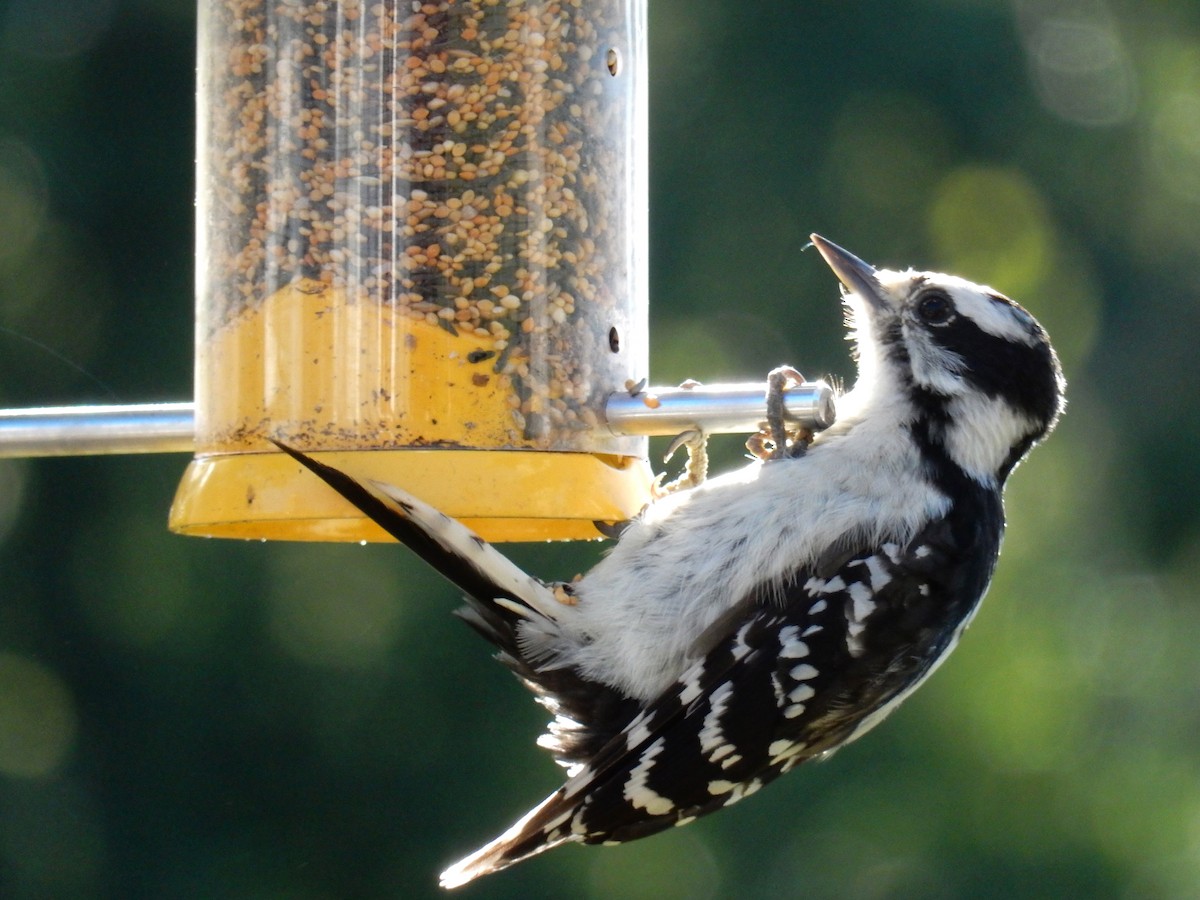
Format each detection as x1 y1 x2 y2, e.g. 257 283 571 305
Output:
810 234 887 311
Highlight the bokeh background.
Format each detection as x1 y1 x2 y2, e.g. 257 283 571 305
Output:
2 1 1199 897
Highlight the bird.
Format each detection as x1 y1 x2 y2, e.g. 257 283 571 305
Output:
272 233 1066 888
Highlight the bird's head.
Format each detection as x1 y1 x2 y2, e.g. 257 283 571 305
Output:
810 234 1066 487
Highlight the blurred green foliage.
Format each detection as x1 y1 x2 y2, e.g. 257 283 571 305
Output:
2 1 1200 897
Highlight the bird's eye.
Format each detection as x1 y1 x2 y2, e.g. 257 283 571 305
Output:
916 291 953 325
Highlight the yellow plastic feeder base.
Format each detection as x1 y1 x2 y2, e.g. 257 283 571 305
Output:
169 448 655 543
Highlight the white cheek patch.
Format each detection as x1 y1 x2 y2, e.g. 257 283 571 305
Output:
945 392 1038 483
906 329 966 395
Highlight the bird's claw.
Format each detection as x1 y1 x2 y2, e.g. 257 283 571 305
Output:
663 427 702 464
656 428 708 497
552 583 579 606
748 365 812 461
650 379 708 497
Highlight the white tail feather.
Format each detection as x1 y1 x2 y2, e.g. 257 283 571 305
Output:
438 789 577 889
366 480 562 620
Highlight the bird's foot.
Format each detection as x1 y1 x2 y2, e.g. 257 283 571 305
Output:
747 365 812 461
652 379 708 497
551 582 580 606
656 427 709 496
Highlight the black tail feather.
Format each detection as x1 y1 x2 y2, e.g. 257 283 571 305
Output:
270 440 523 606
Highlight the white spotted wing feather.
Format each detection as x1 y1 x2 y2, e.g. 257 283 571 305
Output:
440 512 991 886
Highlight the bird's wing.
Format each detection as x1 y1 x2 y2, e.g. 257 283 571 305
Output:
441 515 988 887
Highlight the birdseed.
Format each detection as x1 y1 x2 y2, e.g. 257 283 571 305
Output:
197 0 645 453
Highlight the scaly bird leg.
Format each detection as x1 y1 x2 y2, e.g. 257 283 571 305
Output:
747 365 811 461
655 379 708 496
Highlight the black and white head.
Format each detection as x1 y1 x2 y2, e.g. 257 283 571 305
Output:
811 234 1066 488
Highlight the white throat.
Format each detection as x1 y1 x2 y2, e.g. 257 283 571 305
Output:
942 393 1035 486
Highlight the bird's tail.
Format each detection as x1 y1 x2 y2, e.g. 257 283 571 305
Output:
270 441 565 635
438 787 580 889
275 442 641 881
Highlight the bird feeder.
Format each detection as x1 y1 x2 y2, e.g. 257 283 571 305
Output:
170 0 654 541
0 1 835 541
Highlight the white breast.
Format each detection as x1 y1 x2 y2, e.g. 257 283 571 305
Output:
533 385 949 702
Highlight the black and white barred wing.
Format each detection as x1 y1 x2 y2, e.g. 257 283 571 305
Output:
439 603 789 887
442 516 986 886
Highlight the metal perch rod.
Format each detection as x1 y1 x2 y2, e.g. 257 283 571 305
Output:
0 402 197 458
0 382 835 458
602 382 835 436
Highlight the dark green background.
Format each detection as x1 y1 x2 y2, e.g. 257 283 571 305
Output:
2 1 1198 897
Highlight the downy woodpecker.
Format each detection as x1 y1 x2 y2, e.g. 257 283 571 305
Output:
275 234 1065 888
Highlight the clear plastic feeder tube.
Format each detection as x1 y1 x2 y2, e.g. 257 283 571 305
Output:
172 0 651 541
